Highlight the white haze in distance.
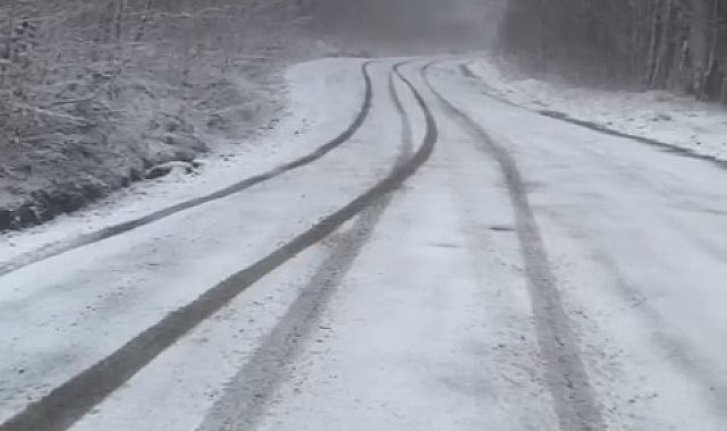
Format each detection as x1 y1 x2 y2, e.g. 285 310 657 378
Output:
307 0 506 53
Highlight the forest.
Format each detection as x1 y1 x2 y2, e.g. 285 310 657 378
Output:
0 0 303 229
498 0 727 101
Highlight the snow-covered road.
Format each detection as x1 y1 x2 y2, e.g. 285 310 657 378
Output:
1 57 726 431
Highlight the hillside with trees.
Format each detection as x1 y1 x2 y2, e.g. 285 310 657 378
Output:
498 0 727 101
0 0 306 230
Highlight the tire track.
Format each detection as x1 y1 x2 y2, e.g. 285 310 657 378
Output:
196 63 416 431
0 61 375 279
424 66 606 431
0 64 437 431
389 63 415 157
459 63 727 171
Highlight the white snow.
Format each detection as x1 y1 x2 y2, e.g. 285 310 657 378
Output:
250 68 559 430
2 55 727 431
428 59 727 430
66 61 430 431
467 55 727 163
0 58 366 266
0 57 378 424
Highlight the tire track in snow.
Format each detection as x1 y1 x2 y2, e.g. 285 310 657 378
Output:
196 63 416 431
424 65 606 431
0 61 375 279
0 64 438 431
459 63 727 171
459 61 727 417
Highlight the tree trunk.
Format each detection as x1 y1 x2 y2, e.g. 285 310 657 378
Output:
4 0 16 60
690 0 712 97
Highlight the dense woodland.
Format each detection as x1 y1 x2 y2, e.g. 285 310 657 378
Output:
499 0 727 101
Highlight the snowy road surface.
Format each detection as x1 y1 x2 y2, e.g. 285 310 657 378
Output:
1 57 726 431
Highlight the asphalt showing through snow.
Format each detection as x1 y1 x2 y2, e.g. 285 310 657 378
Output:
425 65 605 431
3 56 727 431
196 63 418 431
0 63 374 279
0 62 438 431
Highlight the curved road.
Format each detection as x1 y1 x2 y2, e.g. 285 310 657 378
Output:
1 58 726 431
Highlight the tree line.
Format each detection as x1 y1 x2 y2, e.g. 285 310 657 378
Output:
0 0 302 105
498 0 727 101
0 0 304 145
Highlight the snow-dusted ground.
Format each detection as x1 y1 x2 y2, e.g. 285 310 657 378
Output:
0 57 375 424
1 55 727 431
0 58 364 266
243 63 560 431
430 59 727 430
468 55 727 163
0 0 310 230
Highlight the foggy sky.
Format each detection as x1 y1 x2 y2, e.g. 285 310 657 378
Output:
308 0 504 53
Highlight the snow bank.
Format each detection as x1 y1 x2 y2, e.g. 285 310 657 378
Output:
468 56 727 163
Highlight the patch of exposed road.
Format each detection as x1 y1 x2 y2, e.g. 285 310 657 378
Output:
0 62 438 431
425 64 606 431
0 62 375 279
196 64 419 431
